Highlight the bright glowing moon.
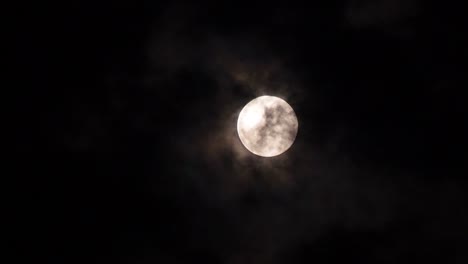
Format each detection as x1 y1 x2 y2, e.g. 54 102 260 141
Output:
237 96 298 157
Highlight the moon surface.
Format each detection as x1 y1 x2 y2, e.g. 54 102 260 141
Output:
237 96 298 157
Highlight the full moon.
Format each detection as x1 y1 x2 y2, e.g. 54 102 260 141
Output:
237 96 298 157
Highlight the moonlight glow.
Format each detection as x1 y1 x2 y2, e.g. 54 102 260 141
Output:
237 96 298 157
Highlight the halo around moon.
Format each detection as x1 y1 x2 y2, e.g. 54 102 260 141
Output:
237 96 298 157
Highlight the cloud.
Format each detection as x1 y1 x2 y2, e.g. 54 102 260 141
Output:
139 2 468 263
346 0 420 30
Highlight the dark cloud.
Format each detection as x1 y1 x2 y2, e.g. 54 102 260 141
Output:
132 2 468 263
346 0 420 29
14 1 468 263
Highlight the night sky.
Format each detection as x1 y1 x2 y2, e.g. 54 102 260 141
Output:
14 0 468 263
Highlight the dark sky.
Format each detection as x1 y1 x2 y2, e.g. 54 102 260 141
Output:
14 0 468 263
